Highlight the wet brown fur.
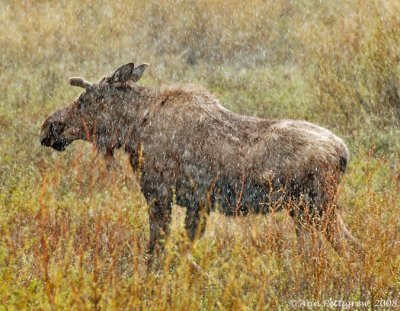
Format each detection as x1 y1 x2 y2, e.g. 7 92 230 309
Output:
40 63 359 262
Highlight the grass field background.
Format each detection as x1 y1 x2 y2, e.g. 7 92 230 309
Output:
1 0 400 309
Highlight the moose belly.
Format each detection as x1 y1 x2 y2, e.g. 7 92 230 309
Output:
175 174 287 216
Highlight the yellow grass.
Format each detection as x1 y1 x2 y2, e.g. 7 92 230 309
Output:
1 0 399 309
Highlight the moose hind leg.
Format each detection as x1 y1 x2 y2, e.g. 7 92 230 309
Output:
323 211 363 257
294 202 363 258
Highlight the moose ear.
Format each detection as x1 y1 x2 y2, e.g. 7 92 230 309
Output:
110 63 149 84
69 77 92 89
131 63 149 82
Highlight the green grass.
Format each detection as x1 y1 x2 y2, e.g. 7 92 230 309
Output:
1 0 400 309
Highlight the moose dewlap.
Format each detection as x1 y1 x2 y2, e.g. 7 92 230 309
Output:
40 62 359 260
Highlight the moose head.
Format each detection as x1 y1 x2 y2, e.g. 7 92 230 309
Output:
40 63 148 153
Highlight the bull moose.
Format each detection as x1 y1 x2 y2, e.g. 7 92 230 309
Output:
40 62 359 261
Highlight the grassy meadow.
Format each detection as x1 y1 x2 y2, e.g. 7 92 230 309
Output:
1 0 400 309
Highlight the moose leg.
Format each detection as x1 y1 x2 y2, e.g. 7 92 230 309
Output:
182 201 211 276
185 201 208 241
323 210 363 256
147 196 172 266
290 202 324 258
293 205 362 258
293 217 324 258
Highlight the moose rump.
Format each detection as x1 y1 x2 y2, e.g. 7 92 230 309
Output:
40 62 359 263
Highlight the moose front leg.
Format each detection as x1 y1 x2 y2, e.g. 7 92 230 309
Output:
185 202 209 241
147 197 172 266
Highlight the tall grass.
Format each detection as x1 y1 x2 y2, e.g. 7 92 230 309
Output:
302 1 400 125
1 0 399 309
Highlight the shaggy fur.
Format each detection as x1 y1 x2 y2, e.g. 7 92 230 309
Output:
40 63 358 260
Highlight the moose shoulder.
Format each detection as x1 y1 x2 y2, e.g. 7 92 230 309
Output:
40 62 359 261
